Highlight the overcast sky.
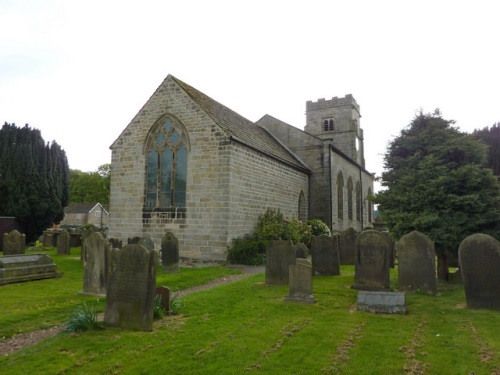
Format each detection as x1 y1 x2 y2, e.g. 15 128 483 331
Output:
1 0 499 192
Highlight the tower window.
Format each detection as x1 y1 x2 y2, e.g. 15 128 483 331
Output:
323 119 335 131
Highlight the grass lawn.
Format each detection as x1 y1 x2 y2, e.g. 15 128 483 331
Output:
1 248 499 374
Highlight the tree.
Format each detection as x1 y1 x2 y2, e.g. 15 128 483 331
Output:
0 123 70 242
69 163 110 204
374 111 500 279
472 123 500 177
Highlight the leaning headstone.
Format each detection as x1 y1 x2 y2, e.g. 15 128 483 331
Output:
155 286 171 314
459 234 500 310
81 232 111 296
56 230 71 255
138 236 155 251
295 243 309 259
3 230 26 255
284 258 315 303
310 234 340 276
339 228 358 265
161 232 179 273
105 244 157 331
352 230 391 291
0 254 63 285
265 240 297 285
357 291 406 314
397 231 437 294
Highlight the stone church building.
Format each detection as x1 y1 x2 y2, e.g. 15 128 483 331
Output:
108 75 374 260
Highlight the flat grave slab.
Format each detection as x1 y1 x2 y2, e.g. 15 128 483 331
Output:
357 291 406 314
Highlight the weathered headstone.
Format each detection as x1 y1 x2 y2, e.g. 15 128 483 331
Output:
128 236 141 244
284 258 315 303
108 238 123 249
357 291 406 314
3 230 25 255
380 231 396 268
42 230 57 247
0 254 62 285
161 232 179 273
155 286 171 313
56 230 71 255
339 228 358 265
459 234 500 310
397 231 437 294
105 244 157 331
81 232 111 296
138 236 155 251
310 234 340 276
352 230 391 291
295 243 309 259
265 240 297 285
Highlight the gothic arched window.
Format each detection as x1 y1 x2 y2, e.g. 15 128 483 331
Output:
347 177 353 220
144 116 190 210
367 187 373 223
337 172 344 219
355 181 361 221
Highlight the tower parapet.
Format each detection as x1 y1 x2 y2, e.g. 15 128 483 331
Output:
306 94 360 116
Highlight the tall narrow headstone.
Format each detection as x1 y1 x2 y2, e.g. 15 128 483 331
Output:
310 234 340 275
352 230 390 291
397 231 437 294
459 234 500 310
339 228 358 265
3 230 25 255
284 258 315 303
161 232 179 273
265 240 297 285
56 230 71 255
81 232 111 296
105 244 157 331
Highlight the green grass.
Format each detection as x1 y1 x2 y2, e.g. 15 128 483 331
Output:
1 252 499 374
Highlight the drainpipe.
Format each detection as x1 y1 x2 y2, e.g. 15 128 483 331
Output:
329 145 333 231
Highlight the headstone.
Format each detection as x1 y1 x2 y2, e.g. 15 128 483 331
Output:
108 238 123 249
138 236 155 251
3 230 26 255
56 230 71 255
339 228 358 265
310 234 340 276
295 243 309 259
161 232 179 273
42 230 57 247
0 254 62 285
155 286 171 313
128 236 141 244
397 231 437 294
265 240 297 285
352 230 391 291
81 232 111 296
357 291 406 314
459 234 500 310
80 227 96 260
284 258 315 303
105 244 157 331
380 231 396 268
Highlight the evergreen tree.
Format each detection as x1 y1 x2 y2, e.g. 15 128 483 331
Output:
374 111 500 278
0 123 70 242
472 123 500 177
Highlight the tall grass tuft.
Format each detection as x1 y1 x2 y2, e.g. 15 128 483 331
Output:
153 294 166 319
65 301 103 332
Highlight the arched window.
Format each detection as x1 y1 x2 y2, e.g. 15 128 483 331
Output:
347 177 353 220
323 120 329 131
144 116 190 211
367 187 373 223
355 181 361 221
298 191 307 222
323 119 335 131
337 172 344 219
329 119 334 130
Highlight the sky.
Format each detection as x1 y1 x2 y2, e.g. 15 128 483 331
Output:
1 0 499 192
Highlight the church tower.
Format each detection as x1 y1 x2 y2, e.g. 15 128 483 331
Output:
304 94 365 167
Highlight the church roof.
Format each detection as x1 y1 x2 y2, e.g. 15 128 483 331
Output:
171 76 310 172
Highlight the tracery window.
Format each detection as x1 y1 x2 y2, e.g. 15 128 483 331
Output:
337 172 344 219
144 116 189 211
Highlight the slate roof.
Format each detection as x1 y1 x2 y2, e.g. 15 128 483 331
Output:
171 76 310 173
64 202 108 214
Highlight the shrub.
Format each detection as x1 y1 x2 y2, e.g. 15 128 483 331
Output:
65 302 103 332
227 234 267 265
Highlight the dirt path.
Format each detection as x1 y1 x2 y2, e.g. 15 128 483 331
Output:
0 270 261 356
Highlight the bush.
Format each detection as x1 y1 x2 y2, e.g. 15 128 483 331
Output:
227 234 267 265
65 302 103 332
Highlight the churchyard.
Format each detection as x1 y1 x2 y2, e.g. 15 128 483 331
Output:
1 236 500 374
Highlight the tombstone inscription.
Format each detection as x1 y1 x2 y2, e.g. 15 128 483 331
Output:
265 240 297 285
284 258 315 303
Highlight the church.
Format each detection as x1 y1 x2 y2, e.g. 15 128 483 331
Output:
108 75 375 260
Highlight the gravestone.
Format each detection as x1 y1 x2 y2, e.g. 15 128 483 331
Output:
265 240 297 285
128 236 141 244
284 258 315 303
155 286 171 313
105 244 157 331
357 291 406 314
108 238 123 249
138 236 155 251
310 234 340 276
459 234 500 310
56 230 71 255
80 227 97 260
0 254 62 285
296 243 309 259
42 230 57 247
3 230 25 255
161 232 179 273
397 231 437 294
380 231 396 268
339 228 358 265
81 232 111 296
352 230 390 291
